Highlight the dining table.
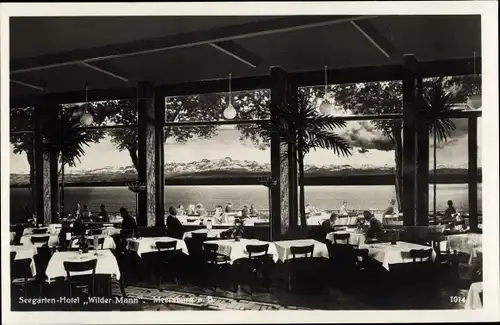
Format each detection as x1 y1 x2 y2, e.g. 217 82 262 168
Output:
10 245 38 277
358 241 434 271
126 236 189 257
182 228 226 240
464 282 483 309
45 249 121 282
273 239 329 263
326 228 366 246
204 238 279 264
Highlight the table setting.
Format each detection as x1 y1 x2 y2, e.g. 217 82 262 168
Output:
126 236 189 257
274 239 329 262
45 249 121 282
204 238 279 264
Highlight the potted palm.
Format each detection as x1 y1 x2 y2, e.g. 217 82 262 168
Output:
260 92 352 229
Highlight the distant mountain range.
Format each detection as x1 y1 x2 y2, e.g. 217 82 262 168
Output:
9 157 478 186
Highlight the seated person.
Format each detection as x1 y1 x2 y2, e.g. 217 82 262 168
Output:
196 204 208 217
95 204 109 222
187 204 197 215
441 200 457 224
241 205 249 219
383 199 398 216
223 218 246 239
166 206 185 239
249 204 259 217
213 205 226 224
363 211 382 242
120 207 137 233
80 204 92 222
176 204 185 216
339 201 349 216
225 202 233 213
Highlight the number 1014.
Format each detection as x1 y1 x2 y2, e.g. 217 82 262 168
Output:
450 296 466 303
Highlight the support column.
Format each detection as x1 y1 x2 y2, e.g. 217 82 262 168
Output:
34 103 54 226
415 78 429 226
155 94 165 227
402 54 418 226
137 81 157 227
468 116 478 230
270 67 297 239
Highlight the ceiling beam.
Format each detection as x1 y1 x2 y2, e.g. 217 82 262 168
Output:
350 20 399 59
11 15 377 74
11 57 479 107
209 41 262 68
10 79 44 91
80 61 130 83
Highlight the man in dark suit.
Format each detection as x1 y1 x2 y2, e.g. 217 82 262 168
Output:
166 206 185 239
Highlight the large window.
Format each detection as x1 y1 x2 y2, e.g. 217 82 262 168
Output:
163 90 271 217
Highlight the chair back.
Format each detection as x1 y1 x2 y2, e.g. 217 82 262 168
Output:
409 248 433 263
11 258 33 280
156 241 177 251
10 251 17 261
202 243 220 264
31 235 50 245
354 248 369 270
333 233 350 244
63 258 98 275
290 245 314 259
192 232 208 242
32 228 48 234
90 229 103 236
246 244 269 259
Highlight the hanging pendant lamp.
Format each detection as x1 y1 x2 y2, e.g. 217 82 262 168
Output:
80 83 94 126
319 65 334 115
467 52 482 109
223 73 237 120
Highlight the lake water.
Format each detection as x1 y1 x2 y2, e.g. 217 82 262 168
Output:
9 184 481 217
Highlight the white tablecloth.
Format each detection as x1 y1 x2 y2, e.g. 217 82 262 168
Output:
441 233 482 255
70 235 116 250
204 239 279 264
359 241 433 271
11 245 37 277
102 227 121 236
274 239 329 262
48 223 62 234
45 249 120 281
326 230 366 246
20 234 59 247
126 237 189 257
465 282 483 309
23 227 49 236
182 228 226 240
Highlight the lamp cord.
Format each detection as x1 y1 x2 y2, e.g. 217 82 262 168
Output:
324 65 328 98
85 82 88 110
229 73 232 103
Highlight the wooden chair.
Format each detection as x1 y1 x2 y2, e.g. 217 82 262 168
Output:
11 258 36 299
155 241 183 286
202 243 231 291
63 259 98 299
32 228 48 235
245 244 273 294
90 229 103 236
88 237 106 250
290 245 314 258
191 232 208 242
31 235 50 246
333 233 350 245
409 248 433 263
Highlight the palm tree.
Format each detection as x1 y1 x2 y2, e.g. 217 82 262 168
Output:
42 108 100 218
421 78 459 222
261 92 352 228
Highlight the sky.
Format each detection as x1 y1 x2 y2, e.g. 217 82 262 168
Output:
9 118 480 173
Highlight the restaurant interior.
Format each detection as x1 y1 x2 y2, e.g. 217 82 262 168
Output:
8 14 484 311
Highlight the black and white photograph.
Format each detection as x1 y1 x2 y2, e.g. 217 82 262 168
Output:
1 1 498 324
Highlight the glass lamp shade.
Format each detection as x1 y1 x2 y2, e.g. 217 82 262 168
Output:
79 112 94 126
467 94 482 109
223 103 237 120
70 106 84 120
319 99 334 115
